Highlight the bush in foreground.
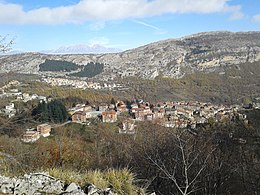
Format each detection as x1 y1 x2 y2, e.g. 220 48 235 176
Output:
48 168 145 195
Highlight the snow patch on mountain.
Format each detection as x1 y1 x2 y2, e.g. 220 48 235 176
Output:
43 44 122 54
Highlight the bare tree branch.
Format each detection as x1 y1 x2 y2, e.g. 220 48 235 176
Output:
0 35 15 53
145 130 217 195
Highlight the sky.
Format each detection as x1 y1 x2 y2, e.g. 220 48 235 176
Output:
0 0 259 52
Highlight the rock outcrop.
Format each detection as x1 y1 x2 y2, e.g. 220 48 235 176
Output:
0 31 259 80
0 172 117 195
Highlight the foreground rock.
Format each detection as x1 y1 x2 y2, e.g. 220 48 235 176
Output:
0 172 117 195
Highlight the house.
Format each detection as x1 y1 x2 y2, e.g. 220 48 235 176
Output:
37 123 51 137
21 131 40 143
131 107 144 113
177 109 193 118
168 115 179 121
165 108 177 115
177 121 188 128
31 94 38 100
119 119 136 134
38 96 47 103
145 113 155 121
74 104 85 110
108 104 115 110
99 104 109 112
133 110 145 121
5 103 15 110
117 104 127 113
85 111 102 119
68 104 87 115
2 103 16 118
22 93 32 102
163 121 176 128
143 106 152 114
116 101 128 112
83 105 93 112
72 111 87 123
154 109 165 119
162 118 189 129
130 103 139 109
102 111 117 123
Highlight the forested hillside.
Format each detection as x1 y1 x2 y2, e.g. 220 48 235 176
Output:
70 62 104 78
39 59 79 72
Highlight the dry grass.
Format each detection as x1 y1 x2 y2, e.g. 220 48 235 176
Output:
48 168 145 195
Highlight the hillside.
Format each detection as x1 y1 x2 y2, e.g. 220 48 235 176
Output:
0 31 259 80
115 61 260 104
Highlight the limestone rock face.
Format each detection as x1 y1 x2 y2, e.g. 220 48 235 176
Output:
0 176 15 194
64 182 85 194
0 173 118 195
13 173 64 195
0 31 259 80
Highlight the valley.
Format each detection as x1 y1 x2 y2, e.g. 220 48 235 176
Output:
0 31 260 194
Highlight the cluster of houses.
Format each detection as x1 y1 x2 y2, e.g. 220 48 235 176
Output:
21 123 52 143
0 89 47 103
0 80 21 91
18 99 249 143
0 80 254 144
0 91 48 118
0 80 48 118
69 99 248 134
16 92 47 103
42 77 122 90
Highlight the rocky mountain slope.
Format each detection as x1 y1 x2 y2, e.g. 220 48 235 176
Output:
0 31 259 80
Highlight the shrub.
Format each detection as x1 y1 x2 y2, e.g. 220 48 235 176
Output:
48 168 145 194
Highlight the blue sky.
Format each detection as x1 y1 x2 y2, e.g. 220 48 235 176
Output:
0 0 259 52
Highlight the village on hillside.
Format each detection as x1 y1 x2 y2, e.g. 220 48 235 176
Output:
21 98 251 143
0 80 256 143
42 77 124 91
69 99 248 132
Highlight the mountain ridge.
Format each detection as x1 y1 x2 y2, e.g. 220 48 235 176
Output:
42 44 122 54
0 31 259 80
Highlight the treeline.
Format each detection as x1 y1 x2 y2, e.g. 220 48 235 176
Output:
39 59 79 72
70 62 104 78
39 60 104 78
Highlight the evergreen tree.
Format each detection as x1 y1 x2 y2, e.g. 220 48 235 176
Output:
32 99 68 123
111 98 116 105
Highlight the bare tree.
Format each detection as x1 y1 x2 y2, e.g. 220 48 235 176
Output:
0 35 14 53
144 129 216 195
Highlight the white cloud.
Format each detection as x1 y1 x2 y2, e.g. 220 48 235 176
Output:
224 5 244 20
252 14 260 22
0 0 244 24
133 20 167 34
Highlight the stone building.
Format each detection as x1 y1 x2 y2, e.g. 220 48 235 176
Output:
37 123 51 137
72 111 87 123
22 131 40 143
102 111 117 123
